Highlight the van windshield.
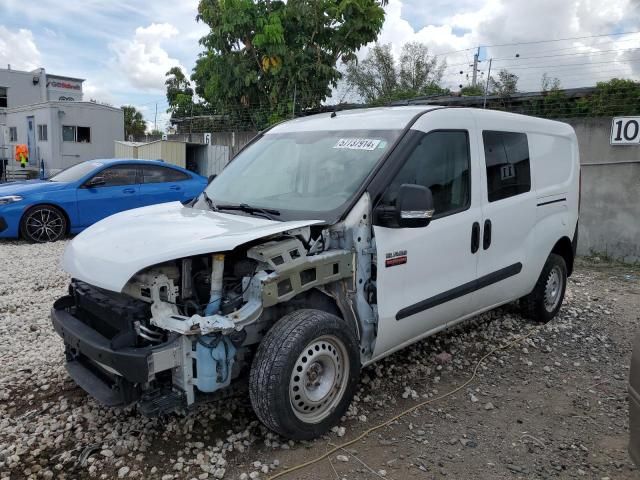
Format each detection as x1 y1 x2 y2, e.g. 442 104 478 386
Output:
204 129 400 219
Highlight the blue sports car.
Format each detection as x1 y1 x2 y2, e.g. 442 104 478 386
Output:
0 159 208 242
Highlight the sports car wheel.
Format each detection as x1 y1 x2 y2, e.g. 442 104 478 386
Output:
20 205 67 243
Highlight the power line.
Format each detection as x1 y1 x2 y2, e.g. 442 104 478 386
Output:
480 29 640 49
491 47 640 63
501 35 640 57
501 57 640 71
431 47 476 59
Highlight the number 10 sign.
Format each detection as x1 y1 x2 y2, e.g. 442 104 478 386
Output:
611 117 640 145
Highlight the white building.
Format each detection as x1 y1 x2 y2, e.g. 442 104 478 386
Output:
0 66 124 177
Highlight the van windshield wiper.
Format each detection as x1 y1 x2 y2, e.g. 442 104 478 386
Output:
216 203 281 220
202 191 218 211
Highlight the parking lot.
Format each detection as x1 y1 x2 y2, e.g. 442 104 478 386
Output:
1 240 639 480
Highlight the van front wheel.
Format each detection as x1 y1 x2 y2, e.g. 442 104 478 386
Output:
520 253 567 323
249 309 360 440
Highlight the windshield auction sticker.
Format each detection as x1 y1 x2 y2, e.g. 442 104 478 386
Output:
334 138 381 151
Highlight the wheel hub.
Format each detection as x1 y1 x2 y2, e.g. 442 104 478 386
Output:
543 265 563 312
289 335 350 423
306 362 323 387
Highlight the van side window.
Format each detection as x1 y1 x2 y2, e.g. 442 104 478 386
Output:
483 131 531 202
382 130 471 218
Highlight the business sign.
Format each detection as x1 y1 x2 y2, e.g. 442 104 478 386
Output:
47 80 82 90
611 117 640 145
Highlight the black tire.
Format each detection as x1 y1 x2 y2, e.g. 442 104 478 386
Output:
249 309 361 440
520 253 567 323
20 205 67 243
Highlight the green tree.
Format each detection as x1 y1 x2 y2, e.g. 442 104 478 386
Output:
490 69 519 97
165 67 195 116
541 73 561 93
459 84 484 96
192 0 388 129
398 42 446 93
529 73 567 118
345 42 447 104
586 78 640 116
121 105 146 139
345 44 397 103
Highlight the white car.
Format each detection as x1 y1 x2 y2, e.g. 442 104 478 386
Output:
52 106 580 440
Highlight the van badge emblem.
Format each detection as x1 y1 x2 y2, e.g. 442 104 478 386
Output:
385 250 407 268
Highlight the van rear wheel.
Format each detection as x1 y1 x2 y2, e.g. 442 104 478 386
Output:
520 253 567 323
249 309 360 440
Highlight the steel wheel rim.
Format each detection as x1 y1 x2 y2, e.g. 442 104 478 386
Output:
544 265 563 312
289 335 350 424
26 208 64 242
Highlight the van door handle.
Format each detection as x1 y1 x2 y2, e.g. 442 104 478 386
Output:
483 219 492 250
122 188 135 194
471 222 480 253
169 185 181 191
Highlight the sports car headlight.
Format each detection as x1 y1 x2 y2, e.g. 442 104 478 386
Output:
0 195 23 205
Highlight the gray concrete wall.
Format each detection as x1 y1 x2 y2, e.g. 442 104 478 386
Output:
4 102 124 172
562 117 640 263
56 103 124 170
0 68 83 109
0 68 46 108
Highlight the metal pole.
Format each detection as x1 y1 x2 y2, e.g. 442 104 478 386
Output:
483 58 493 109
472 47 479 88
292 84 297 119
154 103 158 132
189 102 193 142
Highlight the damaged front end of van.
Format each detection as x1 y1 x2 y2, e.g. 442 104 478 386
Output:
50 199 377 415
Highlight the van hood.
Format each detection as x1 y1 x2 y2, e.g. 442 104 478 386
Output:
63 202 322 292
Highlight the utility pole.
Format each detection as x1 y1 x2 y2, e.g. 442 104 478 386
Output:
483 58 493 109
292 83 297 119
154 103 158 132
471 47 480 88
189 101 193 142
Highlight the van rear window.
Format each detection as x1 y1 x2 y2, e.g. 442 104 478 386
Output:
482 131 531 202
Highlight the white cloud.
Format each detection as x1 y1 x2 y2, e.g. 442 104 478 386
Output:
83 80 118 106
110 23 185 92
131 103 171 133
354 0 640 92
0 26 42 71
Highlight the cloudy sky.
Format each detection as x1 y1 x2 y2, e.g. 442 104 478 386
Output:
1 0 639 129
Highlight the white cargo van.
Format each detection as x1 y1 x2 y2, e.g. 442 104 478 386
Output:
52 106 580 439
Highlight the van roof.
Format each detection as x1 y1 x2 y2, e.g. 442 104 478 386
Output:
268 106 575 137
268 106 437 133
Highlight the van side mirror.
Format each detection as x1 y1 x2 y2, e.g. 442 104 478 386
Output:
374 184 435 228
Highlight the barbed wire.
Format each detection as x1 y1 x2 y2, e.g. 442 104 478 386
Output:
165 95 640 134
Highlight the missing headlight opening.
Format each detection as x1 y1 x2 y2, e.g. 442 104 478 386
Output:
53 216 367 416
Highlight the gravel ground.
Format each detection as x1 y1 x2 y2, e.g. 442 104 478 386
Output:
1 240 639 480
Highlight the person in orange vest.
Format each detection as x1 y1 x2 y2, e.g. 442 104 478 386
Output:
15 144 28 168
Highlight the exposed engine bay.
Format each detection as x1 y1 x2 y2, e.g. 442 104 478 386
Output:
51 198 378 414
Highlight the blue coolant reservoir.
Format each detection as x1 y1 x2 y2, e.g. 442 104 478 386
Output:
195 335 236 393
